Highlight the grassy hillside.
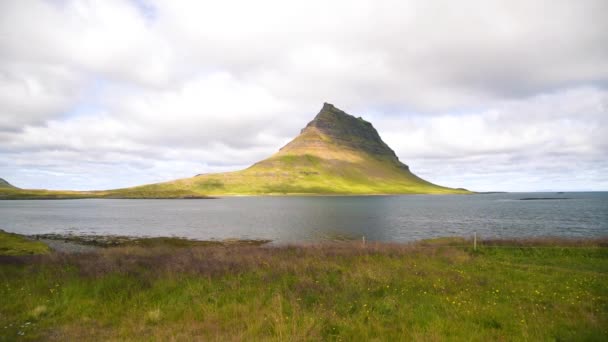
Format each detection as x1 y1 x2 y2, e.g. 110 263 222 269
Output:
0 236 606 340
1 103 471 198
0 188 103 200
0 178 17 189
0 230 50 256
104 104 469 196
112 152 466 196
0 178 104 199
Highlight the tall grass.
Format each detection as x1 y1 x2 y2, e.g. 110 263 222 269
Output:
0 240 606 340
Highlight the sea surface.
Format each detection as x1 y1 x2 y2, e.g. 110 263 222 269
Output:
1 192 607 243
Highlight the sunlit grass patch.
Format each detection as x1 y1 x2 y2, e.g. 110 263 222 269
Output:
145 308 162 324
29 305 47 320
0 230 50 256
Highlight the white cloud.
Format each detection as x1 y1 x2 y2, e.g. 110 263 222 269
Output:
0 0 607 191
0 62 85 130
378 87 608 191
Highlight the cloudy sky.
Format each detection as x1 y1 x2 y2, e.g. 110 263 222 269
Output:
1 0 607 192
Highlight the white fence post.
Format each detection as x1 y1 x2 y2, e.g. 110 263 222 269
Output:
474 232 477 251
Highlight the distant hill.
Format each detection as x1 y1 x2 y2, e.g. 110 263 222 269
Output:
105 103 470 197
0 178 17 189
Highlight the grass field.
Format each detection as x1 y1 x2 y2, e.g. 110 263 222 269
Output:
0 230 50 256
0 232 606 341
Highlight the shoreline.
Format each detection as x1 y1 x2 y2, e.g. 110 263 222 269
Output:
2 229 606 255
27 233 272 253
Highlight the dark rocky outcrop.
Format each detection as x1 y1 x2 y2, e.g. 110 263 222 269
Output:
286 102 408 169
310 103 397 155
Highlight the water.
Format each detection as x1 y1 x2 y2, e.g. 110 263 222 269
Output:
1 192 606 243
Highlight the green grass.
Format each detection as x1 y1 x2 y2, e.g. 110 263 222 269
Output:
0 187 212 200
102 149 471 197
0 188 103 200
0 148 470 199
0 238 606 340
0 230 50 256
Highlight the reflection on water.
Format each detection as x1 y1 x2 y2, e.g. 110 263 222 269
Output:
0 192 607 243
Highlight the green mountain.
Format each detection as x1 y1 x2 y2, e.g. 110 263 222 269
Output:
105 103 469 197
0 178 17 189
0 103 470 199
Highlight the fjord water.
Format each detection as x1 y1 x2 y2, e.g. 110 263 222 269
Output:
1 192 606 243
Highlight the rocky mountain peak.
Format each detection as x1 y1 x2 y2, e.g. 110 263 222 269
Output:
301 103 404 164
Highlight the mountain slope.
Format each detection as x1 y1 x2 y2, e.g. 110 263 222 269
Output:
0 178 17 189
106 103 469 196
0 178 103 200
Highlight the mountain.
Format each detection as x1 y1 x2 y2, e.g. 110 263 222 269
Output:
0 104 470 199
105 103 469 197
0 178 17 189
